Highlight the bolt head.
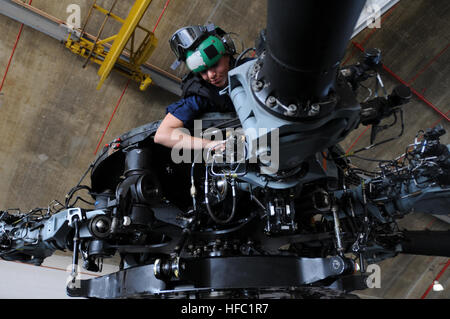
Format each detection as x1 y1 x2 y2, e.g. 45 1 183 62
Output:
308 104 320 116
288 104 297 112
122 216 131 226
253 80 264 92
285 104 298 116
95 220 107 232
266 96 277 107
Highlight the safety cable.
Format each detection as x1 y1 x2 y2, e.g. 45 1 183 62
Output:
235 47 256 68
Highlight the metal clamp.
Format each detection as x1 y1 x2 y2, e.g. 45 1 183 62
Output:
67 208 86 227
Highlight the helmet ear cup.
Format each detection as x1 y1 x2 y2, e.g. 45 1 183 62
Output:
214 26 236 56
221 33 236 56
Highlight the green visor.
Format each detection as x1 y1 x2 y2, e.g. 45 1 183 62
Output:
185 35 226 73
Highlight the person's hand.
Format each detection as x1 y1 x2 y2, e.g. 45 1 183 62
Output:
205 140 226 153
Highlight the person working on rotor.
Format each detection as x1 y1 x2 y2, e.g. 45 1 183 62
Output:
154 24 238 151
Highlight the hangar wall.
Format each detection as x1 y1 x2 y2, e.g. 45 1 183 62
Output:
0 0 269 210
0 0 449 299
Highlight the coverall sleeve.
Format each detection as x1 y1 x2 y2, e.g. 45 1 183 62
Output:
166 95 210 128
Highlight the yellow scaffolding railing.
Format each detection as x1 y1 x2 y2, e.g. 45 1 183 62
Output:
65 0 158 91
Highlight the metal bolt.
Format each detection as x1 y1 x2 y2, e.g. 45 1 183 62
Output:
308 104 320 116
266 96 277 107
286 104 298 116
288 104 297 112
252 80 264 92
95 220 107 232
123 216 131 226
332 258 342 271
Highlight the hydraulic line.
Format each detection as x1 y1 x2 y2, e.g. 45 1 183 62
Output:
204 168 237 225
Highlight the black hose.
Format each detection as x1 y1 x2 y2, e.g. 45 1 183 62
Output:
234 47 255 68
65 185 92 208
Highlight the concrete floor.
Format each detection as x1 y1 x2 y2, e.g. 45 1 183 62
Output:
0 252 119 299
0 0 448 299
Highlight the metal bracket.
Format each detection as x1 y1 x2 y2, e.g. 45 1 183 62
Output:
66 208 86 227
67 255 358 298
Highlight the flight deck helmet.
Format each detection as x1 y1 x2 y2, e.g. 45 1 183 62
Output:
169 24 235 73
